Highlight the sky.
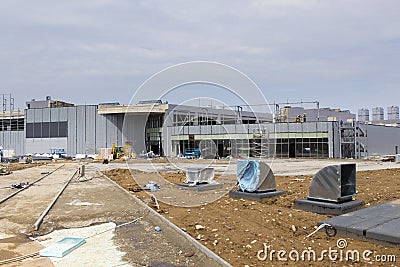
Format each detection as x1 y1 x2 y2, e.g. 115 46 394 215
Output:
1 0 399 115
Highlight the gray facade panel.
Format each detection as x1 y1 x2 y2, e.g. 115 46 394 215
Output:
42 109 50 122
59 108 68 121
76 106 86 154
95 112 107 149
365 125 400 156
106 115 116 147
319 122 329 132
50 108 59 122
0 131 25 155
123 114 146 154
328 122 340 158
25 109 34 123
26 137 67 154
303 123 317 132
116 114 123 147
85 106 97 154
275 123 288 133
288 123 302 132
34 109 42 122
67 107 77 155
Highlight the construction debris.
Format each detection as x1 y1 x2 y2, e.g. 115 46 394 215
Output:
11 182 29 189
39 237 86 258
0 167 11 175
143 181 160 192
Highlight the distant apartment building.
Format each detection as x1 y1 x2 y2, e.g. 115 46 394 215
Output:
372 107 384 121
387 106 399 120
358 108 370 122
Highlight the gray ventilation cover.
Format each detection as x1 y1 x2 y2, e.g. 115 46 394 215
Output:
308 163 356 203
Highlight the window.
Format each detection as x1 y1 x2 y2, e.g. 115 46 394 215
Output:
26 121 68 138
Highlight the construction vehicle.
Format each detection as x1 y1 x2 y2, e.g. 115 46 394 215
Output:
111 143 123 159
111 143 133 160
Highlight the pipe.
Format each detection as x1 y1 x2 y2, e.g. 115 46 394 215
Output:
34 168 78 231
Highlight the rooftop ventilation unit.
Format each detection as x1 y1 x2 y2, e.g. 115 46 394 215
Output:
236 160 276 192
184 167 215 184
177 167 223 191
308 164 356 203
229 160 284 202
294 163 364 215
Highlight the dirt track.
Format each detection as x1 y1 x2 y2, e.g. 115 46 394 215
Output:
105 168 400 266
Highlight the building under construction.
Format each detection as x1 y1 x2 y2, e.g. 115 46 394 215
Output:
0 96 400 159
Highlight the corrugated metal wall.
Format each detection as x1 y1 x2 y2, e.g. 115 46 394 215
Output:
25 105 125 156
122 114 147 154
363 124 400 156
0 131 25 155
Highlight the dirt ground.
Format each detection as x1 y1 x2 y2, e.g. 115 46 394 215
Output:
0 162 46 172
104 168 400 267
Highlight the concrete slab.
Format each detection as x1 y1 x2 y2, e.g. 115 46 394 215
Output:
228 190 285 202
0 163 231 266
366 218 400 244
346 217 394 236
320 199 400 247
37 223 125 266
294 198 364 215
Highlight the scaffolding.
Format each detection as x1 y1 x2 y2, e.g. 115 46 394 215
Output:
0 94 23 155
1 95 24 130
339 121 367 159
251 128 269 157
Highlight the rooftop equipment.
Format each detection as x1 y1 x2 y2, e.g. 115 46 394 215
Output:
229 160 284 202
294 163 364 215
308 164 356 203
177 167 223 191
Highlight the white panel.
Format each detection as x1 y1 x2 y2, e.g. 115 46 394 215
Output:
26 138 68 154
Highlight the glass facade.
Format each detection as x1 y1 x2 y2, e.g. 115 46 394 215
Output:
269 137 329 158
145 114 164 155
25 121 68 138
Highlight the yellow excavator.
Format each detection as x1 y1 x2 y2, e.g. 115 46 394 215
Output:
111 143 133 159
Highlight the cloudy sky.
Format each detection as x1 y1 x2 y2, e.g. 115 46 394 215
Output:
1 0 399 114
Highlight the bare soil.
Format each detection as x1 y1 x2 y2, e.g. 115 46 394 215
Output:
1 162 46 172
104 168 400 267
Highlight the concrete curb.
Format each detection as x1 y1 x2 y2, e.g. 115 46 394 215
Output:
98 171 232 267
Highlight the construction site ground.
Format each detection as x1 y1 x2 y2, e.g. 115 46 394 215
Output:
0 163 225 267
104 159 400 266
0 158 398 266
